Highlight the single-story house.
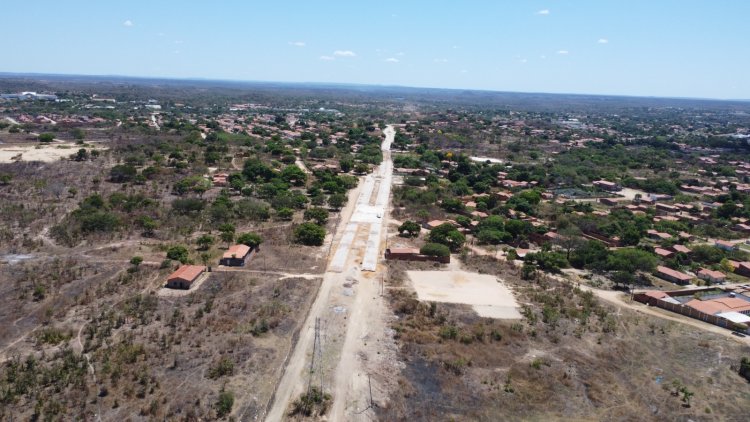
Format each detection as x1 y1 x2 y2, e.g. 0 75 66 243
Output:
735 262 750 278
654 248 675 259
655 203 679 214
220 244 253 267
647 229 672 241
671 244 692 255
166 265 206 289
212 172 229 186
715 240 737 251
470 210 489 219
599 197 622 206
698 268 726 284
425 220 447 230
655 265 693 285
593 180 620 191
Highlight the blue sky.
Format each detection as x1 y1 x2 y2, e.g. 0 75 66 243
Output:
2 1 749 99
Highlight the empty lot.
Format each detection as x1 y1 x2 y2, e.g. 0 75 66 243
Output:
407 270 522 319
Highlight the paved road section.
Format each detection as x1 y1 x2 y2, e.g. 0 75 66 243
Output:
330 126 394 272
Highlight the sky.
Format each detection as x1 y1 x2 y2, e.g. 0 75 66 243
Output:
2 1 749 99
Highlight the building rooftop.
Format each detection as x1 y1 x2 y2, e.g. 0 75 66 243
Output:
656 265 692 282
223 244 251 259
168 265 206 282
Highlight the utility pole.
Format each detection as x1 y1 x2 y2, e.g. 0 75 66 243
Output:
368 374 374 409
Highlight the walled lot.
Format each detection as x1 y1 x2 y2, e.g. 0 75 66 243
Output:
407 270 522 319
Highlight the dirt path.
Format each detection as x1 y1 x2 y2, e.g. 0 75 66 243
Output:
470 243 750 345
265 125 398 421
295 158 311 174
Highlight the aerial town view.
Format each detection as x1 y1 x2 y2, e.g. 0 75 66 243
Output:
1 1 750 421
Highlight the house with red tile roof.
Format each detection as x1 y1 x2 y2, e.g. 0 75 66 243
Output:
697 268 726 284
166 265 206 289
715 240 737 251
655 265 693 285
671 244 692 254
654 248 675 259
220 244 253 267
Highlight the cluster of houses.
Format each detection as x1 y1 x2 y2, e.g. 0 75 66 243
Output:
635 286 750 333
164 244 257 290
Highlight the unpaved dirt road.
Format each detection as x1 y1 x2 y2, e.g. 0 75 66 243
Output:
265 126 398 421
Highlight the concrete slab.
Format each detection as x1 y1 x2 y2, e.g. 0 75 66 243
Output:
407 270 522 319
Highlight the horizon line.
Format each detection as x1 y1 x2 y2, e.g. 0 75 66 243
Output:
0 71 748 104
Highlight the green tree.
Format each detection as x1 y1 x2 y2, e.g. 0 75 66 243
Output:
607 248 657 273
281 165 307 186
420 243 450 257
340 159 353 173
276 207 294 220
140 216 158 236
328 193 347 210
429 223 465 252
505 219 532 240
71 128 85 140
441 198 465 213
526 251 568 273
129 256 143 271
477 229 512 245
166 245 189 264
236 232 263 249
569 240 609 271
521 262 537 280
398 220 421 237
354 163 369 174
220 231 234 246
720 258 735 274
38 133 54 143
109 164 137 183
304 207 329 225
72 148 89 161
294 222 326 246
216 390 234 418
680 386 694 407
197 234 215 250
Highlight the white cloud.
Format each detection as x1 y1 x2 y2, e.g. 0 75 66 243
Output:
598 38 609 44
333 50 356 57
319 55 335 61
174 40 183 45
396 51 405 56
540 55 547 59
536 9 550 15
557 50 569 55
123 20 134 27
460 69 468 73
385 57 399 63
433 58 449 63
519 58 528 64
289 41 306 47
